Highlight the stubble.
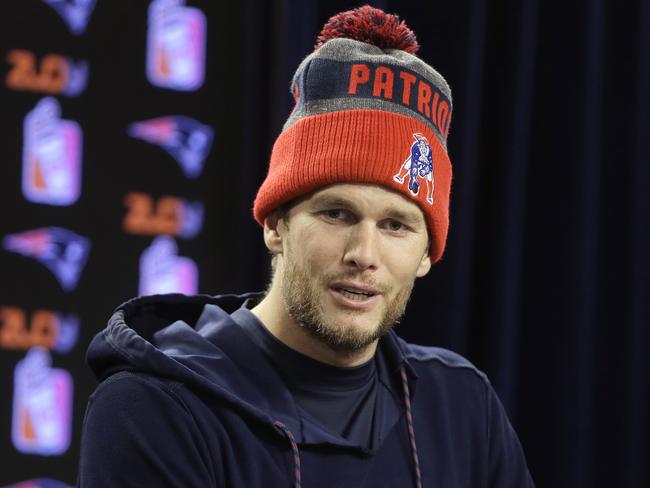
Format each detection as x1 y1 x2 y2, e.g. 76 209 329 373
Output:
281 242 414 354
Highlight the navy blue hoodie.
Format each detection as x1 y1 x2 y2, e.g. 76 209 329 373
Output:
78 293 535 487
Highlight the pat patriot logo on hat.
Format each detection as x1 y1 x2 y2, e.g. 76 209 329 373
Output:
393 133 434 205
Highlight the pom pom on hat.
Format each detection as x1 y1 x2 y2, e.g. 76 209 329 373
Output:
315 4 419 53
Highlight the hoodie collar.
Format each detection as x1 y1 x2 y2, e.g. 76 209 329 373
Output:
88 293 419 448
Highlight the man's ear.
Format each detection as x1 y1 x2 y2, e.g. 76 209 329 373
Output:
415 252 432 278
263 211 285 255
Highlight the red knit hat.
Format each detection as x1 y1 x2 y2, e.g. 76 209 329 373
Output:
254 6 453 263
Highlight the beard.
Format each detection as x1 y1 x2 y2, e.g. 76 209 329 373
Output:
280 246 415 354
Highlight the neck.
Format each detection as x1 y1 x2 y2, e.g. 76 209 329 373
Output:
250 285 378 368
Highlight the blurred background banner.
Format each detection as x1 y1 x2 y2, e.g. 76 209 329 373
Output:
0 1 648 487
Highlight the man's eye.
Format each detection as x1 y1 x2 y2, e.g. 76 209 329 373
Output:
387 220 405 232
325 209 343 219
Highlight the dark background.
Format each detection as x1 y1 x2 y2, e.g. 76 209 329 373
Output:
1 0 649 487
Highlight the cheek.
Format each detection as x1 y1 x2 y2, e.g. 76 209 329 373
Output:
382 243 427 281
302 226 344 255
291 230 342 271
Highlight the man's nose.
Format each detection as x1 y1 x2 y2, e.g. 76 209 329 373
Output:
342 222 380 271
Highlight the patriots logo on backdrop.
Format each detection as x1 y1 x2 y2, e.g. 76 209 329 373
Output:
393 133 435 205
42 0 96 35
127 116 214 178
2 228 91 292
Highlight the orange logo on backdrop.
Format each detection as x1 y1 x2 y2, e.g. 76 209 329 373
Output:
5 49 86 95
0 307 60 351
123 192 204 238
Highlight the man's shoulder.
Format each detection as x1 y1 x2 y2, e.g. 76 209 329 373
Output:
90 370 186 407
394 336 489 386
79 372 220 486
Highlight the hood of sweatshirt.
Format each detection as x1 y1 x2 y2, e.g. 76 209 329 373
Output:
86 292 417 451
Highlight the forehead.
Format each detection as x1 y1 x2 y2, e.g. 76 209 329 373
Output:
298 183 427 225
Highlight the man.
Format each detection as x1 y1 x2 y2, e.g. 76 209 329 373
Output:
78 6 534 487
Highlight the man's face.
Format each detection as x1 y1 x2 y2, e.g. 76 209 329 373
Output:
275 183 431 354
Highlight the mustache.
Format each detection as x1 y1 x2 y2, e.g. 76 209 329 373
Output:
325 273 389 294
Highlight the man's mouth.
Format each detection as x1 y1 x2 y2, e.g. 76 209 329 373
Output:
330 282 381 303
336 287 374 300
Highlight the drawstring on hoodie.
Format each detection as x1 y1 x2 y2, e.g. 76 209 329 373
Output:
275 420 302 488
400 365 423 488
274 366 423 488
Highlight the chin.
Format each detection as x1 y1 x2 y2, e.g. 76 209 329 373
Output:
315 308 388 350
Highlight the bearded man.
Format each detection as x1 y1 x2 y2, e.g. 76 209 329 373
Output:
78 6 534 488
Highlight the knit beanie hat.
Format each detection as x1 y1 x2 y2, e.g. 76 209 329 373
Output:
253 5 453 263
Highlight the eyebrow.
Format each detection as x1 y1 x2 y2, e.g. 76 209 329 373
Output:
310 195 356 210
309 194 425 228
384 209 425 227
